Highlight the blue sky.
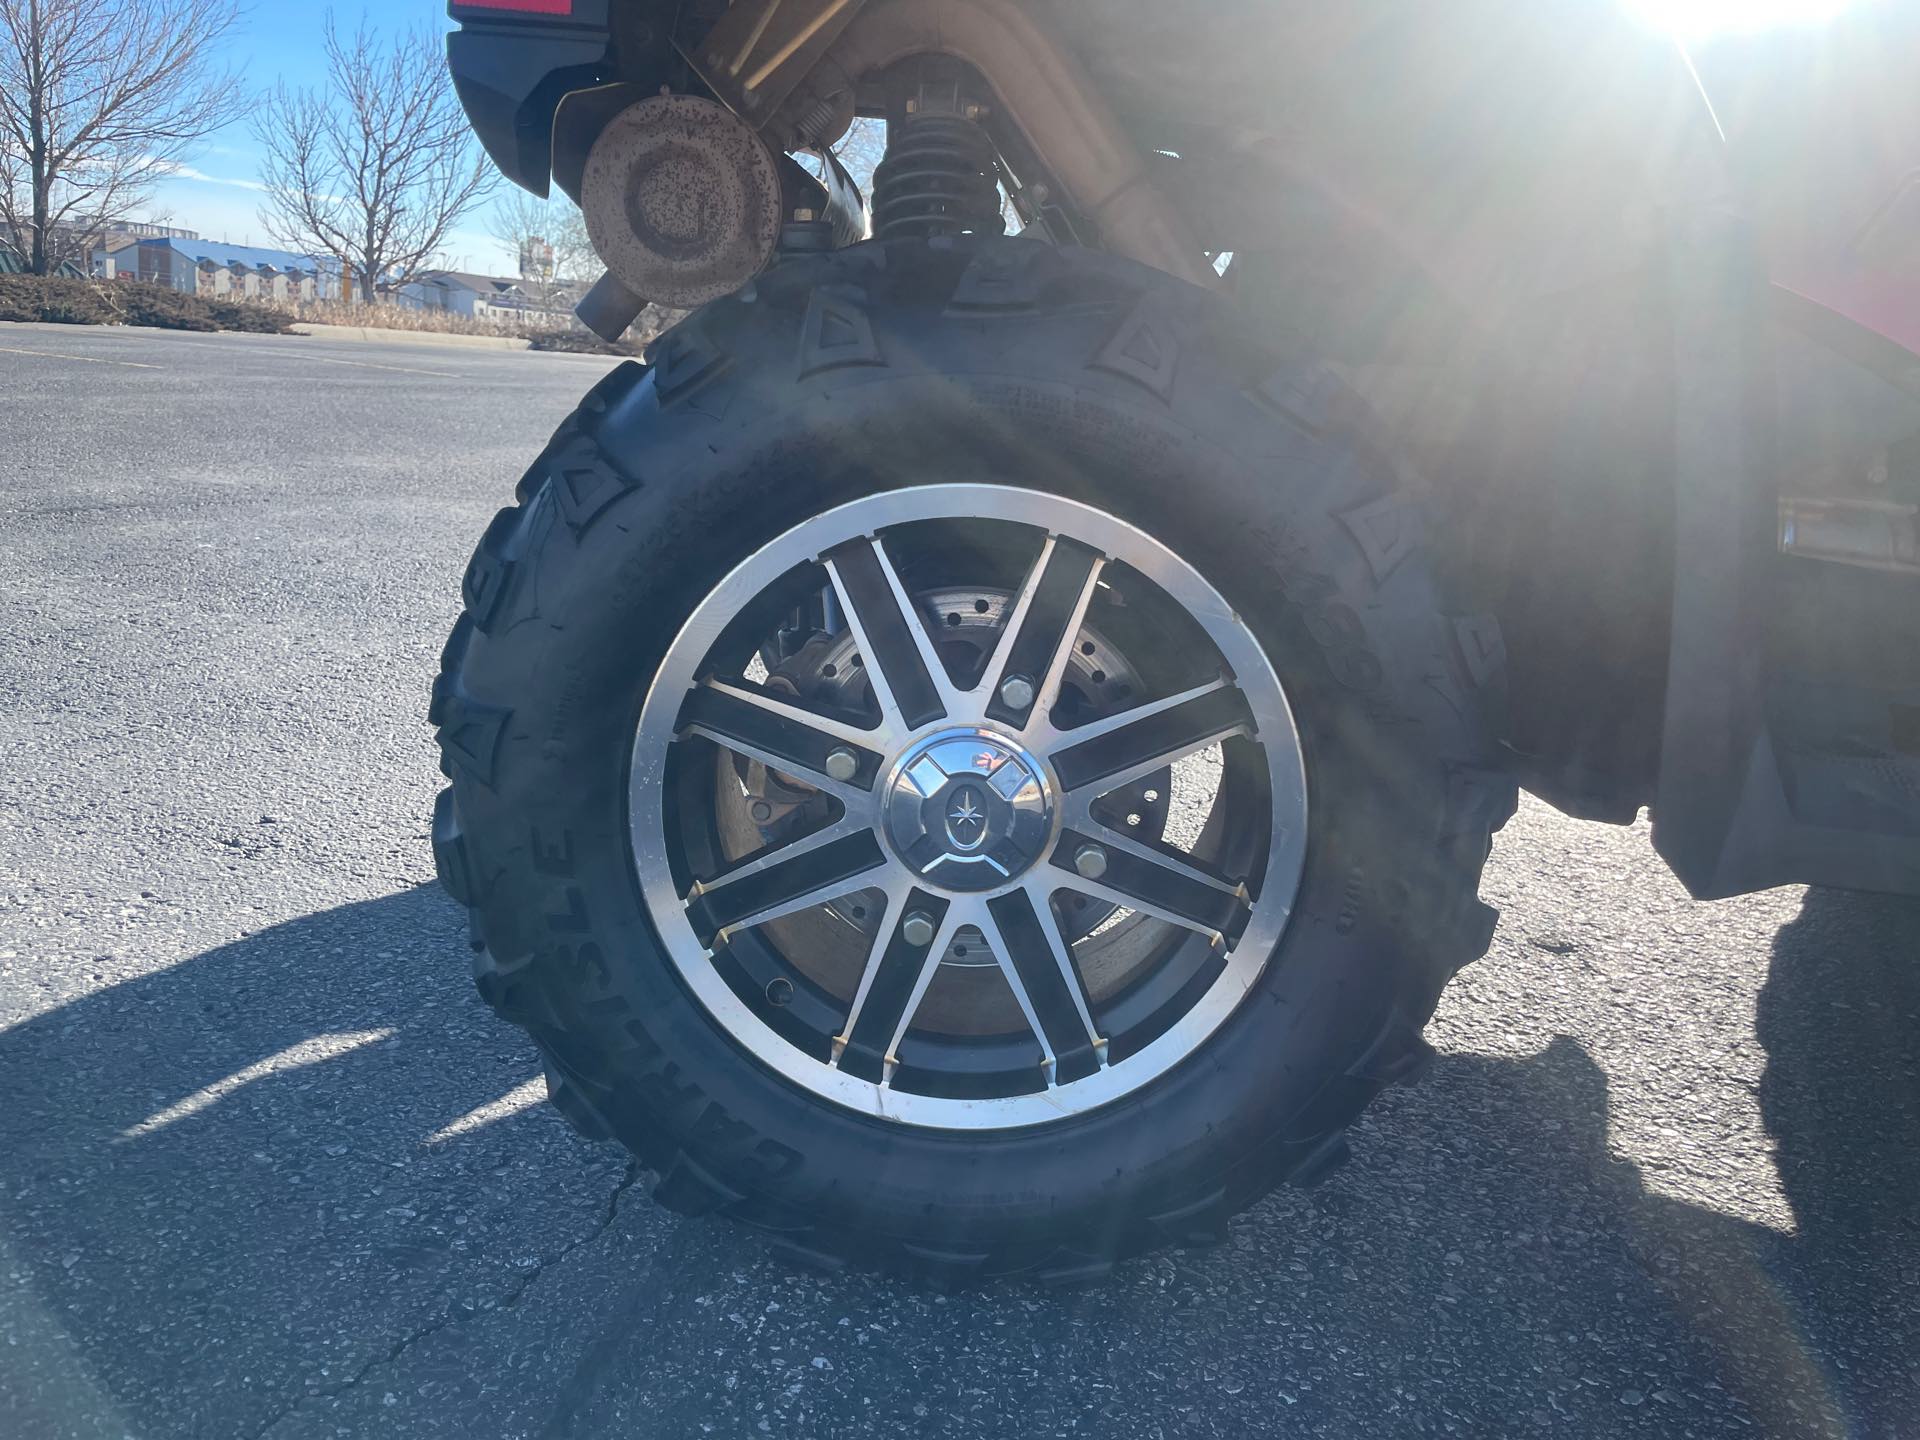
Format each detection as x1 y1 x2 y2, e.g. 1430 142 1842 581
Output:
138 6 521 272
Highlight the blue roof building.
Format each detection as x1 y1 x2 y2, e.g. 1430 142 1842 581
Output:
106 237 342 302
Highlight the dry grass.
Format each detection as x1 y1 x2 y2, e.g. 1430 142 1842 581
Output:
294 299 527 336
293 297 680 353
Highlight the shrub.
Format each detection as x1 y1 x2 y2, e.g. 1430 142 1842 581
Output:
0 275 111 324
0 275 294 333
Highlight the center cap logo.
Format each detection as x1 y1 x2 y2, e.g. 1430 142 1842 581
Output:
882 730 1056 892
945 785 989 851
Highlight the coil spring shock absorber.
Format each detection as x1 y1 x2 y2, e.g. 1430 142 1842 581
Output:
870 112 1007 241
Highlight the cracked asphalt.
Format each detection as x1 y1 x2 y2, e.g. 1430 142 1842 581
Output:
2 322 1918 1439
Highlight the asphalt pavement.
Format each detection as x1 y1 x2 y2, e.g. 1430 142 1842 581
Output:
1 321 1917 1440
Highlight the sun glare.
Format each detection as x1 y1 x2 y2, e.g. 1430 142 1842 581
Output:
1623 0 1876 39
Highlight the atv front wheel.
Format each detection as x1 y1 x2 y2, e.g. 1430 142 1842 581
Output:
430 236 1513 1283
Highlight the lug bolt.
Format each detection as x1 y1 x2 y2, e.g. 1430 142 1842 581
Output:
1073 843 1109 880
998 675 1036 711
824 747 859 782
901 911 937 948
749 799 774 824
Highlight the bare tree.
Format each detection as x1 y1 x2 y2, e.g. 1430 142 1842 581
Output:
255 17 497 305
0 0 245 274
487 189 594 309
835 117 887 198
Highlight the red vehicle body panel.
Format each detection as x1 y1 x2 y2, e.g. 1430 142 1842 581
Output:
1696 6 1920 360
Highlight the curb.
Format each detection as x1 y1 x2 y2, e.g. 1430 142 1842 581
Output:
290 323 533 352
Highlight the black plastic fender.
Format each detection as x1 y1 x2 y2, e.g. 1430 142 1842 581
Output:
446 1 616 196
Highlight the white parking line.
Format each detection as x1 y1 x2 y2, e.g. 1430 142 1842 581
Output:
0 344 161 370
293 353 463 380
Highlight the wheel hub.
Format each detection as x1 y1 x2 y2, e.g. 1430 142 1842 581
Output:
882 730 1054 891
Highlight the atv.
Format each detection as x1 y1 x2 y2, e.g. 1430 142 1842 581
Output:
432 0 1920 1282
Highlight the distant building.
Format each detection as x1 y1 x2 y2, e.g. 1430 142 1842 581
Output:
397 270 571 327
519 237 555 282
108 221 200 242
93 232 145 275
99 237 341 304
4 221 194 278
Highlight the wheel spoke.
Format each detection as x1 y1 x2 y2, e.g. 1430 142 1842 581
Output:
1051 683 1252 796
700 677 885 749
690 813 874 898
679 681 884 803
980 537 1104 731
984 886 1106 1083
1062 810 1246 900
1047 677 1231 749
972 535 1052 702
834 893 962 1085
687 828 889 944
831 877 909 1062
824 539 949 734
1048 827 1251 941
868 535 968 720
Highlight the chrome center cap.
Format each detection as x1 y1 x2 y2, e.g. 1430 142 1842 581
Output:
881 729 1054 892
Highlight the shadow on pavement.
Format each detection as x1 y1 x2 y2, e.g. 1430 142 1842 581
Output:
0 887 626 1440
1483 884 1920 1440
1755 886 1920 1439
0 885 1914 1438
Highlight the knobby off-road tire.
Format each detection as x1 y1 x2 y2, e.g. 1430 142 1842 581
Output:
429 235 1515 1285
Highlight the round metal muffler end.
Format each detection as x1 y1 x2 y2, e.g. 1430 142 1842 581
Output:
581 94 784 310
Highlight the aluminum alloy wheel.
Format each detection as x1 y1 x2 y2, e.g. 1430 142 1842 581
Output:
631 485 1309 1129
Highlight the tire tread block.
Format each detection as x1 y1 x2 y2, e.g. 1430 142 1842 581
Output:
544 1060 616 1142
1348 1013 1438 1088
653 1150 745 1217
578 359 648 418
945 242 1055 313
462 507 523 631
1340 489 1427 583
430 789 474 906
1451 613 1508 690
797 287 886 378
472 947 553 1028
1090 294 1180 400
1146 1186 1233 1249
431 681 511 787
647 321 730 405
